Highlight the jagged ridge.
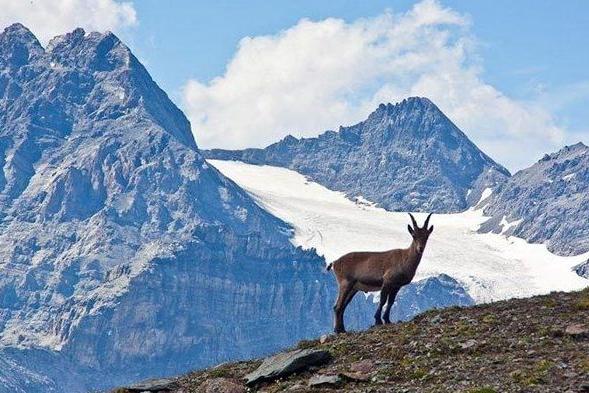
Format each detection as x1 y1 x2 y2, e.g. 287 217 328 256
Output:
204 97 510 213
480 142 589 256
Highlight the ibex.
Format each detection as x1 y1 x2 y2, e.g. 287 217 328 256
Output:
327 213 433 333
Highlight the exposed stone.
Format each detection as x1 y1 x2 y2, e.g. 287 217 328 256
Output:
308 374 342 387
575 260 589 279
480 142 589 255
340 371 371 382
564 323 588 339
349 359 376 374
460 339 478 350
124 377 178 392
244 349 332 385
198 377 245 393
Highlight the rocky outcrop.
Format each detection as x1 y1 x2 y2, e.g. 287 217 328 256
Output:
575 260 589 279
480 143 589 256
205 97 510 213
244 348 332 385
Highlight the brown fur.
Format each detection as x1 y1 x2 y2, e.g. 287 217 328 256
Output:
329 213 433 333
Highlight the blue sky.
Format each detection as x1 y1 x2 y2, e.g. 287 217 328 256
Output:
1 0 588 170
128 0 589 104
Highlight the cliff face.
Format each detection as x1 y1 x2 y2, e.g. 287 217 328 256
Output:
480 143 589 256
0 23 336 391
205 98 510 213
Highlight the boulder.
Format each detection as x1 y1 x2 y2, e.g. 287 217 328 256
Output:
244 349 332 385
123 377 178 392
565 323 588 339
308 374 342 387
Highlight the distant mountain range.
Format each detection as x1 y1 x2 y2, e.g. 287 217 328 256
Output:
206 100 589 259
205 97 510 213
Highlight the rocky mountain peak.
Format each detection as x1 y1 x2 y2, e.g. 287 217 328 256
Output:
0 24 196 150
540 142 589 163
0 25 343 391
205 97 509 212
368 97 437 124
0 23 44 69
47 28 132 73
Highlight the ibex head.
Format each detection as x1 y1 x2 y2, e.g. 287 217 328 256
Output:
407 213 434 254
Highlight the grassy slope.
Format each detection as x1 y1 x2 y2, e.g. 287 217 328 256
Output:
128 288 589 392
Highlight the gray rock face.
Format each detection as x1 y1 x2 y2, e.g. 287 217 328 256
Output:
205 98 509 213
574 260 589 279
244 348 332 385
0 23 338 391
480 143 589 256
199 377 245 393
308 374 342 387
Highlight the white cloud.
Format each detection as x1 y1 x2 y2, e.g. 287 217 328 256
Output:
183 0 565 171
0 0 137 44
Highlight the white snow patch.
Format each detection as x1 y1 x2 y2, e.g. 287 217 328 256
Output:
479 187 493 204
563 173 576 181
235 206 248 222
209 160 589 304
500 216 523 235
354 195 377 208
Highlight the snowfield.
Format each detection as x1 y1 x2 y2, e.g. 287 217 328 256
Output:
209 160 589 303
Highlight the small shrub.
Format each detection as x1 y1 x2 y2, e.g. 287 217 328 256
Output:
482 314 497 324
575 295 589 310
409 367 428 380
208 368 230 378
511 360 553 386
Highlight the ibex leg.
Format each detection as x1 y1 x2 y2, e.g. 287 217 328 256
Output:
383 287 400 324
334 281 354 333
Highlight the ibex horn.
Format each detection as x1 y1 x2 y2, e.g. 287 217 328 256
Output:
424 213 433 229
408 213 418 229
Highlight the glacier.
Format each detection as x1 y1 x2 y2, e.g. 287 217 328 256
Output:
209 160 589 302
